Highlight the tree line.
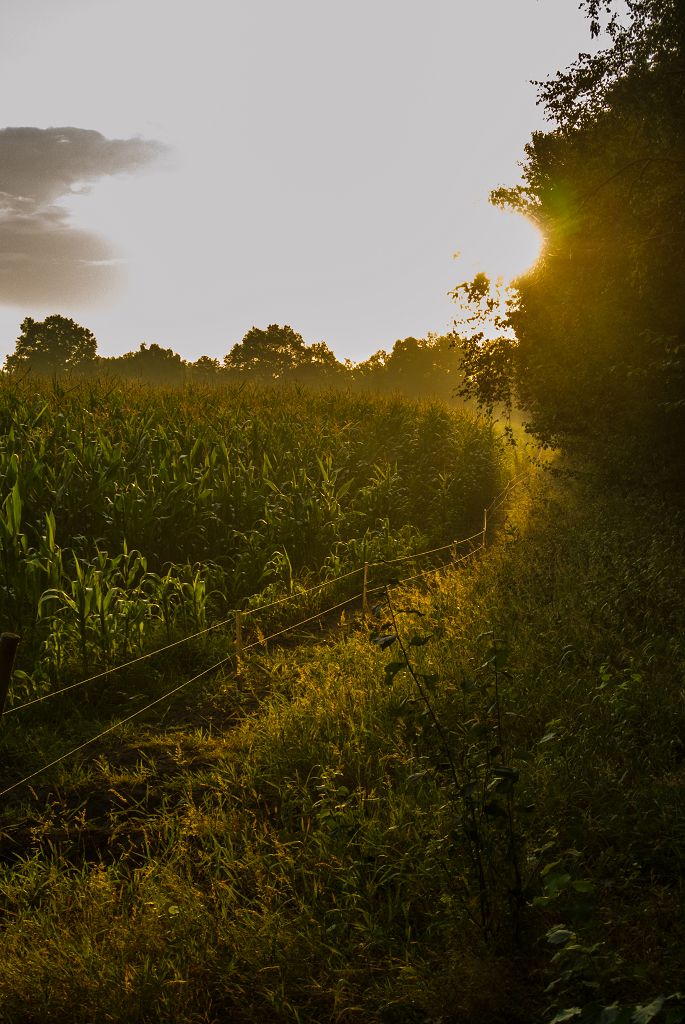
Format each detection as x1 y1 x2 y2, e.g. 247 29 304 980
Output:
6 2 682 479
3 316 466 404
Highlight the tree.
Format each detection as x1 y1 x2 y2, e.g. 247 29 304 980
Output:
223 325 345 385
5 315 98 375
107 343 186 384
188 355 222 384
224 324 309 381
456 0 685 475
353 335 465 402
383 335 465 401
289 340 345 386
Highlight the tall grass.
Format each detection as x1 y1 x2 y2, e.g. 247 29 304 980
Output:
0 473 682 1022
0 376 505 699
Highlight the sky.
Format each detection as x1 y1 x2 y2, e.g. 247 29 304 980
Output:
0 1 598 365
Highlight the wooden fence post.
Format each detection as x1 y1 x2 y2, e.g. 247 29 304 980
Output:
362 562 369 621
0 633 20 716
234 611 243 675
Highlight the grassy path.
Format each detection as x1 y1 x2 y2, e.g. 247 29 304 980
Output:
0 473 683 1023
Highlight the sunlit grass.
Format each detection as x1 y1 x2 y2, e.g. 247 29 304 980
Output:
0 473 682 1021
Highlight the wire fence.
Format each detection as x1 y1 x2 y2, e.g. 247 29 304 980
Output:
0 472 528 802
243 593 364 651
1 614 238 716
0 657 232 800
1 530 486 718
240 565 365 617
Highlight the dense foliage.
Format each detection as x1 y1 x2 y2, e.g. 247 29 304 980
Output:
3 318 467 405
0 376 503 693
0 475 682 1023
6 315 97 376
457 0 685 476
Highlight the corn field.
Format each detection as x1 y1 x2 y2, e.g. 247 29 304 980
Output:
0 376 505 696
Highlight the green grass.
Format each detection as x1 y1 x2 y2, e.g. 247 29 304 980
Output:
0 470 683 1022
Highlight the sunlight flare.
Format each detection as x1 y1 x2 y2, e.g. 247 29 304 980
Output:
461 206 543 284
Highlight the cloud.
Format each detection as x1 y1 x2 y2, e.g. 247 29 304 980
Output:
0 127 166 305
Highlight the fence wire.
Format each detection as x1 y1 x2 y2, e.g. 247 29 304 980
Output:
243 593 363 650
240 565 364 617
0 656 231 800
0 471 529 801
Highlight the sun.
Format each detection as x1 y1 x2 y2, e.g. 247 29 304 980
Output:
459 205 543 285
